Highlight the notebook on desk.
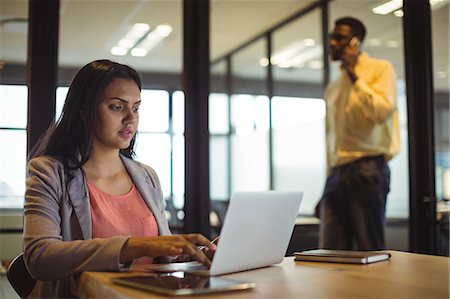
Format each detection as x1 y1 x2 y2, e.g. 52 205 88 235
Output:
145 191 303 276
294 249 391 264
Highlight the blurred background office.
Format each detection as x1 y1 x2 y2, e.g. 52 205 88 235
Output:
0 0 449 276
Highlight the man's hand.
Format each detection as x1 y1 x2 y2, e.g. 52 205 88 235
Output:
341 37 360 83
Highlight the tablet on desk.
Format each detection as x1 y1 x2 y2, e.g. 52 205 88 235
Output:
112 272 256 296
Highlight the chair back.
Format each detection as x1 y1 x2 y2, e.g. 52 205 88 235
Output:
6 253 36 299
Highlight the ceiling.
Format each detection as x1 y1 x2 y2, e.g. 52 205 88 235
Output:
0 0 449 91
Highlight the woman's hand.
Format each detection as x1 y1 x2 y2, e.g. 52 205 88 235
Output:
200 236 220 260
120 234 217 266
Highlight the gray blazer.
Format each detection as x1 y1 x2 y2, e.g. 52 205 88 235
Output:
23 155 172 298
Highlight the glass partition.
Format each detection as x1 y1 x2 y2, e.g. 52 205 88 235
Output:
431 1 449 255
0 1 28 209
210 61 230 203
272 8 325 215
172 91 185 212
272 9 323 97
432 1 450 201
230 39 270 192
135 90 171 197
0 86 28 209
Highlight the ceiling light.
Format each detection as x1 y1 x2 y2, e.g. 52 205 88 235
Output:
436 71 448 79
367 39 382 46
270 39 319 68
372 0 402 15
130 24 173 57
111 23 151 56
393 9 404 17
259 57 269 67
430 0 449 10
386 40 399 48
303 38 316 46
110 46 128 56
373 0 448 16
271 41 308 65
130 48 148 57
155 24 173 37
280 45 322 68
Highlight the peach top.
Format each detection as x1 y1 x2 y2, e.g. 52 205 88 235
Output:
87 180 158 264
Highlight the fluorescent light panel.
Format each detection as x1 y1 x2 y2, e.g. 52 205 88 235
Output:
430 0 449 9
266 39 322 69
372 0 402 15
393 9 404 17
111 23 172 57
131 24 173 57
111 23 150 56
373 0 449 16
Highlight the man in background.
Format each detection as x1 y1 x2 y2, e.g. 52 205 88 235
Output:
318 17 400 250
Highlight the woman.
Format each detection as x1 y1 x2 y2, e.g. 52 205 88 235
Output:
23 60 215 298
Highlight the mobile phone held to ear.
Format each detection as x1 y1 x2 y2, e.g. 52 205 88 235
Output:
348 36 360 48
338 36 360 60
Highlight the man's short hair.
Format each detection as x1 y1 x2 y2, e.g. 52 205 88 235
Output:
335 17 366 42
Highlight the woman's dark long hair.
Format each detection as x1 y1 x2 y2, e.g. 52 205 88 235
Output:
29 59 142 176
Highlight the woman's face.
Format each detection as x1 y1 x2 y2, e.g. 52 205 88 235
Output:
92 78 141 153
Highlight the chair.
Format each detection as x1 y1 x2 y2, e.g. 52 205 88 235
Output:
6 253 36 299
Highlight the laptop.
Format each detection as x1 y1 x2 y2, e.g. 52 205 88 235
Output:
145 191 303 276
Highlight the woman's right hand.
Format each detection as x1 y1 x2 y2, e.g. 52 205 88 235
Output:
120 234 217 266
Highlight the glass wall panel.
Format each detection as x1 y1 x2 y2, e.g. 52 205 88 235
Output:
56 87 69 120
210 61 230 228
172 91 185 210
272 96 326 215
0 85 28 209
135 133 171 197
231 39 268 96
139 90 169 132
210 136 229 199
272 8 325 215
330 0 409 218
272 8 323 97
0 130 26 209
432 2 449 201
210 60 230 202
172 134 185 209
432 1 449 255
0 85 28 128
230 39 270 192
173 91 185 134
209 93 229 135
209 93 230 200
230 94 270 191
